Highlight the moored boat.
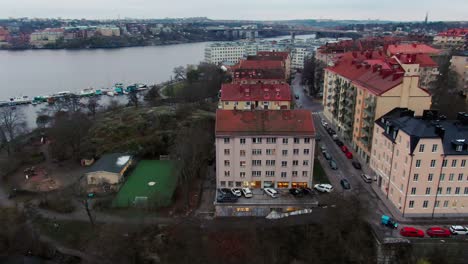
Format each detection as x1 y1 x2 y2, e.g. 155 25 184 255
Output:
79 88 95 97
9 96 31 105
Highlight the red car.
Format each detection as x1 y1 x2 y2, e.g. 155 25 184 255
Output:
345 151 353 159
400 227 424 238
426 227 451 237
341 146 349 153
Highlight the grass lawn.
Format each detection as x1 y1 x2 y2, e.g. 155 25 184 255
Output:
113 160 176 208
162 82 185 97
313 159 330 184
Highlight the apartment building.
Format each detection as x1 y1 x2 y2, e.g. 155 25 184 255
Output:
215 110 315 190
218 83 292 110
450 52 468 100
97 26 121 37
253 51 291 79
231 59 287 84
30 28 64 47
322 51 432 162
370 109 468 217
204 42 247 64
433 28 468 49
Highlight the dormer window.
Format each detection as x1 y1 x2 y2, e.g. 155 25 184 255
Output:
456 145 463 152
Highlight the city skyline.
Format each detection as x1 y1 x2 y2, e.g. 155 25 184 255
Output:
2 0 468 21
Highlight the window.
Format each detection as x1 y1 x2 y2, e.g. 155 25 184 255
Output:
437 187 442 194
443 201 449 208
461 159 466 168
409 200 414 208
240 161 246 167
304 149 310 155
224 138 230 144
419 144 425 152
432 144 438 152
435 200 440 208
464 187 468 195
442 159 447 167
266 160 275 166
281 161 287 167
265 171 275 177
224 149 230 155
240 150 246 157
425 187 431 195
228 181 233 187
440 173 445 181
430 160 436 168
428 173 433 182
293 149 299 155
415 160 421 168
303 160 309 166
446 187 452 194
413 174 419 181
302 171 308 177
449 173 454 181
220 181 226 187
224 171 230 177
252 149 262 155
451 160 457 167
240 172 246 178
224 160 230 166
235 182 242 187
292 171 298 177
252 160 261 166
458 173 464 181
294 138 300 144
282 150 288 156
304 138 311 143
293 160 299 166
455 187 460 195
252 138 262 144
252 171 261 177
411 187 416 195
282 138 288 144
240 138 246 144
423 200 429 208
266 149 275 155
266 137 277 144
281 172 287 178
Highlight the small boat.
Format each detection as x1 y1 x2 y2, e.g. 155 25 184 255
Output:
106 91 116 96
125 85 137 93
79 88 95 97
32 96 47 104
95 89 103 96
137 83 148 91
52 91 72 98
113 83 124 95
0 101 9 107
9 96 31 105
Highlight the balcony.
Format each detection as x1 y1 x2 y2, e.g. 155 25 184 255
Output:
363 107 375 118
364 96 376 108
360 136 370 145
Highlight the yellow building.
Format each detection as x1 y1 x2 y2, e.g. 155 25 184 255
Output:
219 83 292 110
323 54 431 162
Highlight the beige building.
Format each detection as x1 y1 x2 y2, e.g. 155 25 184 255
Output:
450 53 468 100
370 109 468 218
215 110 316 189
85 153 132 185
218 83 291 110
433 28 468 50
30 28 64 46
97 26 121 37
323 52 432 162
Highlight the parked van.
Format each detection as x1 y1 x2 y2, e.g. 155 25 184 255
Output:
361 174 372 183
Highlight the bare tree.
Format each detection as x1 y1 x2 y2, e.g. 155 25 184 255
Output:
173 66 187 80
127 90 139 108
85 96 101 118
0 107 26 155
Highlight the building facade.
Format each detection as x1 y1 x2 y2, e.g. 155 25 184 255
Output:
322 52 432 162
370 109 468 217
433 28 468 50
215 110 316 189
30 28 64 47
450 52 468 100
218 83 291 110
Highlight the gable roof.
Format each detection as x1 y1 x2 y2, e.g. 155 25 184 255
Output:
86 153 132 174
386 43 440 55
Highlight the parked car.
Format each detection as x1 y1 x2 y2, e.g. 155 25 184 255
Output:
300 187 313 195
320 144 327 152
316 134 321 141
329 159 338 170
381 215 398 229
335 140 344 147
322 151 332 160
340 179 351 190
314 184 333 193
400 227 424 238
332 134 339 140
295 94 299 99
327 128 336 135
449 225 468 235
219 188 231 195
352 161 362 170
231 188 242 197
426 227 451 238
321 119 328 127
341 146 349 153
216 194 238 203
264 188 278 198
345 151 353 159
361 174 372 183
289 188 303 197
241 187 253 198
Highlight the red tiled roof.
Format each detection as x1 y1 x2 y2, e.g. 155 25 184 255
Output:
256 51 290 60
235 59 284 69
394 53 438 67
216 110 315 136
220 83 291 102
387 43 440 55
233 68 285 80
437 28 468 37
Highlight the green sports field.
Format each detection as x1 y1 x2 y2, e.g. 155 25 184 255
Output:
113 160 176 208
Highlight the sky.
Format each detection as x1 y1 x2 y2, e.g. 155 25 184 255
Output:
1 0 467 21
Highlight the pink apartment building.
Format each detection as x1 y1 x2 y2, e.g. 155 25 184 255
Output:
370 109 468 218
215 110 316 190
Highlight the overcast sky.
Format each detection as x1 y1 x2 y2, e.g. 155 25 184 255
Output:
2 0 467 21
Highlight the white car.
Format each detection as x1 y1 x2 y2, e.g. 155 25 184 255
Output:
321 119 328 127
449 225 468 235
230 188 242 197
264 188 278 198
241 187 253 198
314 184 333 193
